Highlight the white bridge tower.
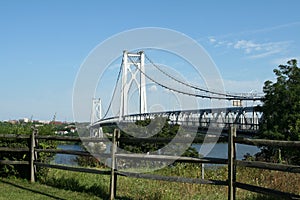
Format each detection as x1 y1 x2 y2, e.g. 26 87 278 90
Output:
90 98 103 137
119 50 147 120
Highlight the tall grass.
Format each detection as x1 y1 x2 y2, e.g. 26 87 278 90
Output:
40 163 300 200
235 166 300 197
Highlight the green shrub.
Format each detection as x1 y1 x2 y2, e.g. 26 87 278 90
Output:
0 122 58 180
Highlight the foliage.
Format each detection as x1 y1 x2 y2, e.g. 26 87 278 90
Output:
0 121 32 134
258 59 300 164
0 122 58 179
75 154 106 168
119 117 199 158
77 118 199 168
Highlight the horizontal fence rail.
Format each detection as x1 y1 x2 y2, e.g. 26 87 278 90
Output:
1 128 300 200
0 147 29 152
116 153 228 164
35 162 111 175
0 160 29 165
0 134 30 139
116 171 227 185
236 160 300 173
118 136 228 144
235 182 300 200
235 137 300 147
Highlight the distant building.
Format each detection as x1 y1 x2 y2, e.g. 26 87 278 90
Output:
64 124 77 133
19 118 29 123
37 120 51 124
55 130 69 135
8 120 18 124
50 121 64 125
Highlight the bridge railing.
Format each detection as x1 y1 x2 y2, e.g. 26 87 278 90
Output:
94 106 262 133
1 130 300 200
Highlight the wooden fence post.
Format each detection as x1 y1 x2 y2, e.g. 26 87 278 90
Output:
30 129 36 183
34 129 39 176
110 129 119 200
228 126 236 200
201 163 205 179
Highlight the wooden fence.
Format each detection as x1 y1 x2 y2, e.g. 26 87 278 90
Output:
1 128 300 200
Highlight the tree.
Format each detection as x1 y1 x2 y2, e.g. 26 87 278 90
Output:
258 59 300 164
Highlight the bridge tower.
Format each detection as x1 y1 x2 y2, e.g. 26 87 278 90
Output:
119 50 147 120
90 98 102 124
90 98 103 137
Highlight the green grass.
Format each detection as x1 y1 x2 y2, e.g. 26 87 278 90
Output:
1 164 300 200
0 177 101 200
42 165 228 200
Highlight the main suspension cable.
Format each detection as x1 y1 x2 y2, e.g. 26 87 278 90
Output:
128 56 247 100
101 58 123 119
145 53 257 99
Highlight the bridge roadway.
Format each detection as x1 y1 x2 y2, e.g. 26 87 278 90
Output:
90 106 262 136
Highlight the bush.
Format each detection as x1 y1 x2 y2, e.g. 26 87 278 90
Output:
0 122 57 180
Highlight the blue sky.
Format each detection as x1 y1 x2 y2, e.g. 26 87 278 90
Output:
1 0 300 121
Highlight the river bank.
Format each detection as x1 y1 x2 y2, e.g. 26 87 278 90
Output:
52 143 260 166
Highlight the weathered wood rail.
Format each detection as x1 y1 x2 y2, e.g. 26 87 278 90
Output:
1 128 300 200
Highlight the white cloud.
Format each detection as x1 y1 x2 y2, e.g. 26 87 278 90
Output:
208 37 291 59
149 85 157 92
226 42 233 47
234 40 290 56
209 37 216 43
234 40 257 53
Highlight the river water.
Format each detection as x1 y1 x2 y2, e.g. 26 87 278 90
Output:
192 143 260 160
53 143 260 166
53 144 83 166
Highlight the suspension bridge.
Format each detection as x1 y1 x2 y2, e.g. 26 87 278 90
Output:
89 50 263 137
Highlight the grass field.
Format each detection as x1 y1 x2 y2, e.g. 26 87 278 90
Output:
1 164 300 200
0 177 101 200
